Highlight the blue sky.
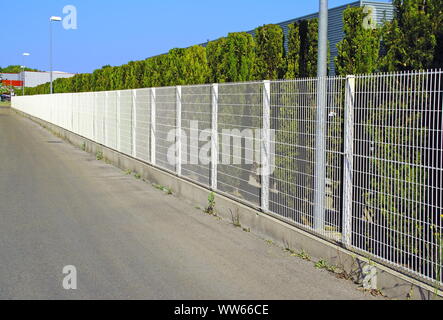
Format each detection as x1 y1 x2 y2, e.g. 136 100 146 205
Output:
1 0 390 74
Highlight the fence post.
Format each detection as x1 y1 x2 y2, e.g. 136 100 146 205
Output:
211 84 219 190
117 91 121 152
93 92 96 141
261 80 271 213
71 93 74 132
150 88 156 165
342 75 355 246
104 92 108 147
314 76 327 232
132 89 137 158
176 86 182 176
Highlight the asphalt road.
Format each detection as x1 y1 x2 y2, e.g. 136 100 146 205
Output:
0 107 378 300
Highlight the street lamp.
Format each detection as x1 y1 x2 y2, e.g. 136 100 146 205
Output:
22 52 30 95
49 16 62 94
313 0 328 231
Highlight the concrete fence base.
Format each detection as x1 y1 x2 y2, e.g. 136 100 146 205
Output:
14 108 443 301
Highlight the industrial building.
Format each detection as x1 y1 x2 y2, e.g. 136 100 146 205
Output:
0 73 21 87
0 71 75 89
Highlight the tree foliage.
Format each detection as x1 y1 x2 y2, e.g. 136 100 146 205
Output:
254 24 286 80
0 65 40 73
299 19 321 77
381 0 439 71
223 32 257 82
335 7 381 75
285 19 323 78
285 22 301 79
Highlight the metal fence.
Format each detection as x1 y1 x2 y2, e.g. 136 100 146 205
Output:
12 69 443 286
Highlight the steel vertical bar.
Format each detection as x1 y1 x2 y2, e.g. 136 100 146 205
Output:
342 75 355 246
176 86 182 176
49 21 53 94
211 84 218 190
93 92 96 141
132 89 137 158
150 88 156 165
104 91 108 147
314 76 327 232
261 80 271 213
117 91 121 151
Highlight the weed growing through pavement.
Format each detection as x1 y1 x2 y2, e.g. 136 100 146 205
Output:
205 192 216 215
96 151 103 161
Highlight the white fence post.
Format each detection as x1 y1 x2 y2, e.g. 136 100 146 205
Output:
342 75 355 246
314 76 327 232
71 93 74 132
176 86 182 176
211 84 218 190
261 80 271 213
117 91 121 152
104 92 108 147
132 89 137 158
93 92 96 141
150 88 156 165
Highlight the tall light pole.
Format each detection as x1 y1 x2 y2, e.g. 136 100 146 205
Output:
317 0 328 79
314 0 328 231
22 52 30 95
49 16 62 94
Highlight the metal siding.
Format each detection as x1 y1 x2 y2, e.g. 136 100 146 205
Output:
362 1 395 24
0 73 20 81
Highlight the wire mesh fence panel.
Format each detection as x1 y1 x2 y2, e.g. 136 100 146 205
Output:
181 84 212 186
95 92 106 145
217 82 263 206
78 93 88 139
134 88 151 163
86 92 95 140
78 93 85 138
325 77 346 240
65 94 73 132
61 94 68 129
72 94 80 135
54 95 59 125
352 70 443 284
119 90 133 155
269 79 318 229
155 87 177 172
105 91 118 151
53 94 60 127
49 94 55 125
269 78 345 240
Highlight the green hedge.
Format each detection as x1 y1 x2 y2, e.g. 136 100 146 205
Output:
335 7 380 75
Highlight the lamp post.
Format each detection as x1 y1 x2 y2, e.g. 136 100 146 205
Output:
313 0 328 231
22 52 30 95
49 16 62 94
